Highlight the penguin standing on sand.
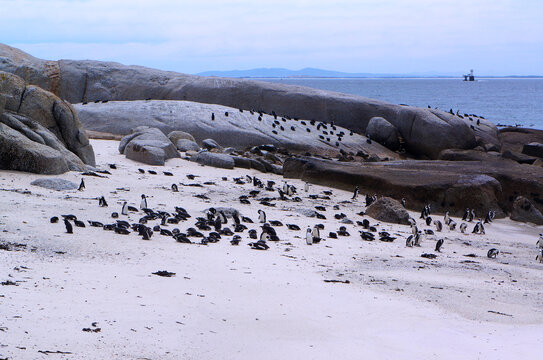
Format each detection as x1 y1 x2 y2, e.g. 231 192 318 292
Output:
306 228 313 245
304 182 309 192
352 186 359 200
78 178 85 191
140 194 147 210
462 208 470 221
435 239 444 252
98 196 108 207
487 248 499 259
444 212 450 225
460 223 467 233
258 209 266 223
64 219 73 234
312 225 321 243
537 234 543 249
536 249 543 263
171 184 179 192
121 201 128 216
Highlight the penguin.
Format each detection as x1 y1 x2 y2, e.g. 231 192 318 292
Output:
64 219 73 234
413 231 422 246
351 186 359 200
121 201 128 216
78 178 85 191
218 211 228 224
74 219 85 228
462 208 470 221
448 220 457 231
304 182 309 192
259 231 270 242
98 196 108 207
537 234 543 249
425 216 433 226
140 194 147 210
214 216 222 232
435 239 444 252
401 198 406 207
171 184 179 192
312 225 321 244
306 228 313 245
468 209 475 222
225 111 229 117
405 235 414 247
487 248 499 259
536 249 543 263
434 220 443 232
484 211 493 224
460 223 467 233
50 216 59 223
258 209 266 223
444 212 450 225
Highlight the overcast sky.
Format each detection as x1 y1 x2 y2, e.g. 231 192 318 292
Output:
2 0 542 75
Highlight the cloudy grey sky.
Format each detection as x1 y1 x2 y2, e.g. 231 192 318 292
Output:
2 0 542 75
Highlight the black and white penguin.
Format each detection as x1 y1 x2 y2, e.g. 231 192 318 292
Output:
306 228 313 245
98 196 108 207
444 212 450 225
78 178 85 191
460 223 467 233
536 249 543 263
121 201 128 216
487 248 499 259
401 198 406 207
64 219 73 234
140 194 147 210
425 216 433 226
258 209 266 223
462 208 470 221
50 216 59 223
312 226 321 243
413 231 422 246
435 239 444 252
434 220 443 232
351 186 359 200
468 209 475 222
448 220 457 231
405 235 415 247
537 234 543 249
171 184 179 192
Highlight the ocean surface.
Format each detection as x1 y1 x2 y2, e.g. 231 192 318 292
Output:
257 78 543 128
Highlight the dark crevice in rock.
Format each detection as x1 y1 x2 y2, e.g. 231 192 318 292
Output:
17 85 26 113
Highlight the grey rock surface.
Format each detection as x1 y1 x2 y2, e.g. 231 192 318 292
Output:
522 142 543 158
0 71 92 174
119 126 179 165
366 197 411 224
30 178 78 191
510 196 543 225
73 100 398 158
193 151 235 169
202 138 221 151
168 130 195 144
366 117 400 150
0 43 497 159
176 139 200 152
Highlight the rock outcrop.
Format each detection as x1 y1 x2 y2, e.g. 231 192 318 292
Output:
283 156 543 217
193 151 235 169
30 178 78 191
365 117 400 150
522 142 543 159
73 100 399 157
119 127 179 165
366 197 410 224
0 43 498 159
510 196 543 225
0 71 94 174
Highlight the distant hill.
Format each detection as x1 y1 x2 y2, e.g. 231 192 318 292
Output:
196 67 409 78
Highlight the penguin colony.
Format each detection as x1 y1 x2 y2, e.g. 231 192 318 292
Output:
48 164 536 264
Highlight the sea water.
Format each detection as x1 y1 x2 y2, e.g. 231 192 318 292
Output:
258 78 543 128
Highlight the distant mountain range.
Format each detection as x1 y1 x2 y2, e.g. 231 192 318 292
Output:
196 67 543 78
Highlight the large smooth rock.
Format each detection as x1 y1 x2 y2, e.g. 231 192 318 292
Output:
119 126 179 165
0 43 492 159
193 151 235 169
522 142 543 158
366 197 410 224
510 196 543 225
30 178 78 191
73 100 399 158
202 138 221 151
168 130 195 144
438 149 503 162
176 139 200 152
283 156 543 217
0 122 72 174
500 127 543 154
366 117 400 150
0 71 92 174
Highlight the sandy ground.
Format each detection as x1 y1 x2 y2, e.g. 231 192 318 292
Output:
1 139 543 360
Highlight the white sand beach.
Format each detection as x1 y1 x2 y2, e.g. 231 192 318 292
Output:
1 139 543 359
